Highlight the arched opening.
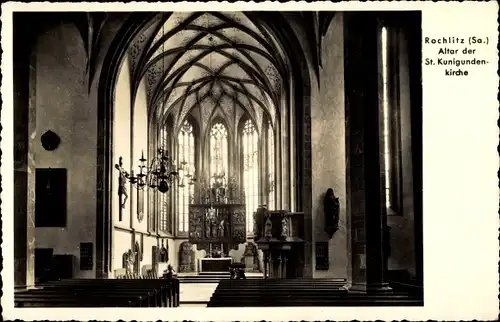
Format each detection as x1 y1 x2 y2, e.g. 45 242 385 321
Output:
97 12 312 278
209 119 230 186
239 116 259 233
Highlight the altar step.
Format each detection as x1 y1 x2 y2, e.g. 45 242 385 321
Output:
179 283 218 305
198 271 231 276
177 272 263 283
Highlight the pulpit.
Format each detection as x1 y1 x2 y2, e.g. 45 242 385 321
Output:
254 207 305 279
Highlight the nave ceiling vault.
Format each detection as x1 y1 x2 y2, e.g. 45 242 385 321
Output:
127 11 290 135
57 11 335 113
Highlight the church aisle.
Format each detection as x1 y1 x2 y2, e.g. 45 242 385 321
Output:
179 283 218 306
178 303 208 308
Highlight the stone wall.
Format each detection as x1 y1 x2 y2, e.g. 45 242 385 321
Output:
33 22 96 278
310 13 348 279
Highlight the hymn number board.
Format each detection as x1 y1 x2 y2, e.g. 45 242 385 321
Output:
315 242 329 271
79 242 93 270
35 168 67 227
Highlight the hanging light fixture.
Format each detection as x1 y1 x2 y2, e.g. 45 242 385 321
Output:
115 18 180 194
115 148 179 194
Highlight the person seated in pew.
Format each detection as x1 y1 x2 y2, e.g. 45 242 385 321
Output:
230 267 246 280
229 267 236 279
237 268 246 279
163 265 175 280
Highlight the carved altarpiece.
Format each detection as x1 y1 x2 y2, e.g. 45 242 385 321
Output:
188 176 246 257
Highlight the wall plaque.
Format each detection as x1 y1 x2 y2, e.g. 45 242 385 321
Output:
80 242 93 270
137 188 144 222
152 246 158 267
41 130 61 151
315 241 329 271
35 168 67 227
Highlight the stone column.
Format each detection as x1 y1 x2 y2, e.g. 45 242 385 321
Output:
14 25 36 288
263 251 269 279
277 253 282 279
282 253 288 279
270 254 273 278
344 12 391 292
281 100 290 210
301 92 313 278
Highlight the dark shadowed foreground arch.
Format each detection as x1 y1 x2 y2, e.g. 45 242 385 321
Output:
96 12 163 277
96 12 312 278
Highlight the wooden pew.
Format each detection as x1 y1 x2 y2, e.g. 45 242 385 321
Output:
15 292 140 308
44 278 180 307
39 281 162 306
14 278 180 308
208 278 423 307
18 287 158 307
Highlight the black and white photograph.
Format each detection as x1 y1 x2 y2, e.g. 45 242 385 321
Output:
2 2 498 321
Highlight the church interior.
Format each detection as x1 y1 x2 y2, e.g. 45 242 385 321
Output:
13 10 423 307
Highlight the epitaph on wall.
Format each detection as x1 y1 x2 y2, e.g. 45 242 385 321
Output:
79 242 93 270
35 168 67 227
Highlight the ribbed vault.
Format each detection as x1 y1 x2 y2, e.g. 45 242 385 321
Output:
128 12 288 135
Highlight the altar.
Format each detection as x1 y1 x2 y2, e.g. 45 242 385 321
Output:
200 257 233 273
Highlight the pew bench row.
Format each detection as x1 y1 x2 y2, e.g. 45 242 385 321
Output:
15 278 180 308
208 279 423 307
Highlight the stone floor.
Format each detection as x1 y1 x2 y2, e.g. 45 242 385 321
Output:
179 283 218 304
178 272 264 306
177 272 264 277
178 303 208 307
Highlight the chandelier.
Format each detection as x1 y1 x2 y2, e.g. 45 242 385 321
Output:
115 148 179 194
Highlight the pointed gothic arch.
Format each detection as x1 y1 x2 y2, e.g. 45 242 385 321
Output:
176 116 198 232
208 118 230 184
97 12 312 278
238 116 260 232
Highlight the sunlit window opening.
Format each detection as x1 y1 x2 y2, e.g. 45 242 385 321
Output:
381 26 391 210
210 122 229 187
177 121 195 232
159 127 170 233
242 119 259 233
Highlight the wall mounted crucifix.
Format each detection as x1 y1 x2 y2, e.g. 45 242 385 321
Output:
114 156 129 221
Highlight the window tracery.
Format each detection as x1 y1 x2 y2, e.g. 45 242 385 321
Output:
210 122 229 185
177 120 195 232
242 119 259 233
158 127 172 233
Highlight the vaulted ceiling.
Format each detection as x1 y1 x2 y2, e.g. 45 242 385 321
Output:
63 11 334 130
128 12 289 135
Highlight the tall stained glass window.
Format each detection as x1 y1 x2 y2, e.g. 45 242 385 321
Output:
242 119 259 233
177 121 195 232
158 127 171 233
210 122 229 185
267 121 275 210
381 26 391 210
